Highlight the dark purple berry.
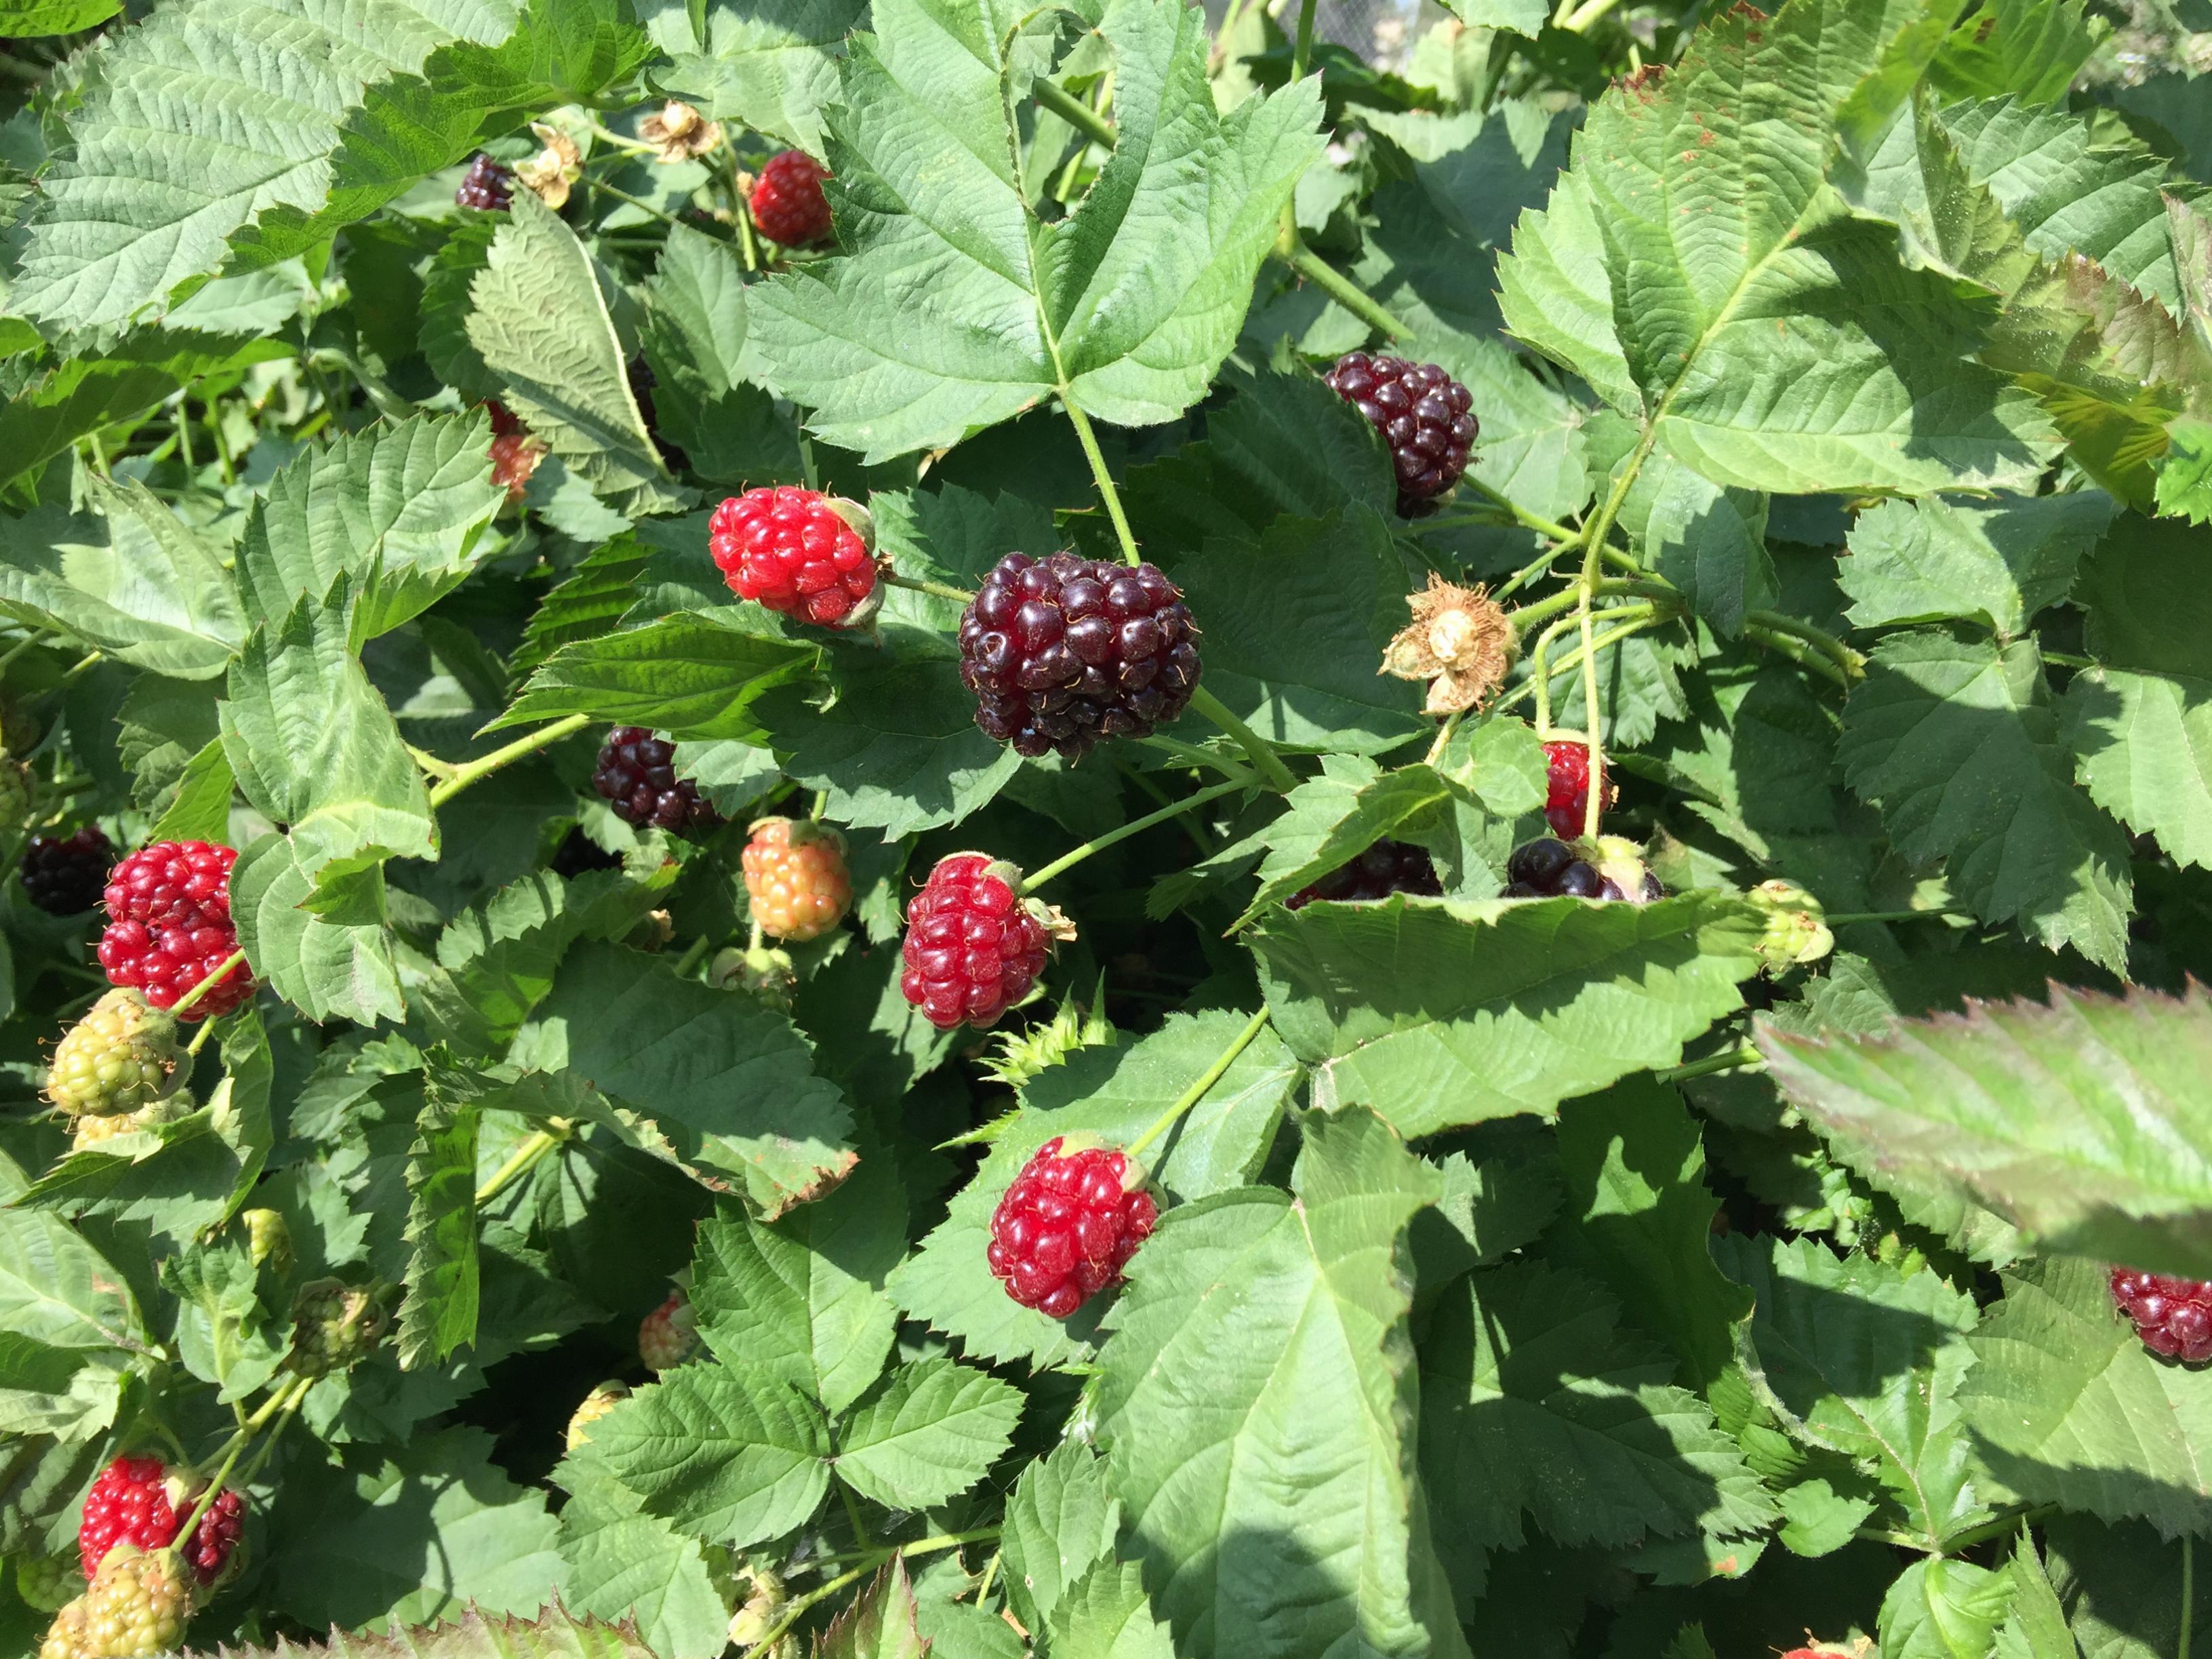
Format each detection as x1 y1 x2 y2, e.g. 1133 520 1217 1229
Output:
2111 1266 2212 1364
957 552 1201 761
456 153 513 211
552 826 622 878
1506 837 1575 890
1324 352 1478 513
1287 841 1441 909
591 727 719 839
21 825 111 915
1503 835 1666 904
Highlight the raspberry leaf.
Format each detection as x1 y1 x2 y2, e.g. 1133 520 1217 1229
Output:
233 837 406 1024
639 226 802 490
1252 891 1763 1134
654 0 863 155
1878 1557 2014 1659
690 1157 904 1416
1419 1261 1773 1568
815 1557 927 1659
998 1443 1121 1640
1840 493 2117 639
1232 754 1460 924
870 486 1060 633
1093 1108 1465 1659
468 191 690 518
555 1454 735 1659
748 0 1324 460
830 1357 1022 1511
494 613 816 741
397 1084 482 1371
1045 1558 1176 1659
1958 1256 2212 1540
1839 633 2133 968
579 1365 831 1548
2042 1514 2212 1658
0 1204 144 1437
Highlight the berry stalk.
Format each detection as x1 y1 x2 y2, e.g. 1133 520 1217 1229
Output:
1020 777 1249 891
1059 394 1145 570
879 571 978 605
166 951 247 1021
475 1120 574 1206
1186 687 1299 793
429 713 594 807
1126 1005 1271 1161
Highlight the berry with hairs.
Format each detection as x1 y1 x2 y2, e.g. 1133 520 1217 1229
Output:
97 842 254 1020
1324 352 1477 512
1542 740 1614 839
455 153 512 210
71 1099 186 1151
957 552 1201 761
565 1382 631 1451
1286 841 1442 909
2110 1266 2212 1363
45 989 184 1119
592 728 719 837
485 402 544 502
898 853 1060 1031
749 150 831 246
639 1290 700 1372
79 1546 193 1658
38 1597 89 1659
708 487 879 627
22 826 111 915
987 1136 1157 1317
19 1553 79 1614
741 818 852 942
1502 835 1665 903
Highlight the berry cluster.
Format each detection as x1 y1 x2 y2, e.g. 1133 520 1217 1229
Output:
1287 841 1442 909
45 989 182 1119
485 402 543 503
899 854 1056 1030
454 153 513 210
740 818 852 942
1504 836 1665 903
79 1457 244 1586
639 1289 700 1372
75 1546 193 1659
289 1279 388 1377
2110 1266 2212 1363
592 729 719 838
708 487 879 626
96 842 254 1020
957 553 1201 761
1541 740 1613 839
22 826 110 915
987 1137 1158 1317
748 150 832 246
1325 352 1477 512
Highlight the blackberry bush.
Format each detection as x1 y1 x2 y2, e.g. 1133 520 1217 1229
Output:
0 1 2203 1655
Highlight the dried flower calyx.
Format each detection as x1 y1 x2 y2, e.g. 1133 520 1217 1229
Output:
1382 574 1513 715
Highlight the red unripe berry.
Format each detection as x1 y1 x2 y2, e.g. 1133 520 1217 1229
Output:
741 818 852 942
988 1137 1157 1317
708 488 879 626
2110 1266 2212 1363
898 854 1057 1031
97 841 254 1020
1542 739 1613 839
749 150 832 246
79 1456 247 1586
639 1289 700 1372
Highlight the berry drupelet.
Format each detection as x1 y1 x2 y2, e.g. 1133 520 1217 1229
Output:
899 854 1058 1031
1325 352 1478 513
708 487 879 627
987 1136 1158 1317
455 153 513 210
22 826 113 915
591 728 719 838
748 150 832 246
1503 836 1665 903
2110 1266 2212 1363
957 552 1201 761
1542 739 1614 839
1287 840 1443 909
97 842 254 1020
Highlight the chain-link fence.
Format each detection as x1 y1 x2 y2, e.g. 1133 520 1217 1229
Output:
1202 0 1453 71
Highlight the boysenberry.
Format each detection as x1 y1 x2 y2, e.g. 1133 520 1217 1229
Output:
79 1457 244 1586
639 1289 700 1372
455 153 513 210
1542 739 1614 839
22 826 111 915
45 989 184 1119
987 1136 1157 1317
898 853 1060 1030
2110 1266 2212 1364
740 818 852 942
708 487 879 627
1325 351 1477 513
957 552 1201 761
486 401 543 503
1287 840 1442 909
79 1544 193 1657
97 842 254 1020
1503 835 1664 903
749 150 832 246
591 728 719 838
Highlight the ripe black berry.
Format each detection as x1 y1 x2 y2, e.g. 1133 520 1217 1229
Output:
1325 352 1477 513
591 728 719 838
1286 841 1442 909
455 153 512 210
1504 837 1664 902
957 553 1201 761
21 825 111 915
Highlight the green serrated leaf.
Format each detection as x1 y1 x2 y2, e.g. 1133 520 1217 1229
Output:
640 225 801 488
653 0 863 153
832 1357 1022 1511
1881 1556 2015 1659
496 612 816 740
397 1083 481 1370
232 835 406 1026
1840 492 2117 637
817 1557 927 1659
999 1443 1121 1641
1045 1558 1176 1659
556 1454 735 1659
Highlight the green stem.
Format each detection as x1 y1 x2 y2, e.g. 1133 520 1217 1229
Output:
1033 77 1117 148
477 1122 573 1206
1289 0 1318 81
1744 622 1849 688
672 936 710 976
584 118 659 155
430 713 593 807
1459 477 1577 544
1127 1006 1271 1160
1186 686 1299 793
174 1375 309 1548
1577 592 1605 837
1136 732 1261 788
1855 1503 2057 1558
170 951 248 1020
749 1532 999 1652
2182 1533 2194 1659
1656 1043 1762 1084
1744 609 1864 681
1061 396 1143 568
1274 228 1412 341
186 1019 220 1058
839 1481 873 1550
1559 0 1622 30
881 571 978 605
1425 706 1468 767
1496 605 1663 718
1510 578 1676 636
589 178 693 233
0 628 49 675
1824 909 1970 926
1022 778 1249 890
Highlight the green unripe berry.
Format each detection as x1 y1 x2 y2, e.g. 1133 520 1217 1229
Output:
45 991 185 1119
288 1279 388 1376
